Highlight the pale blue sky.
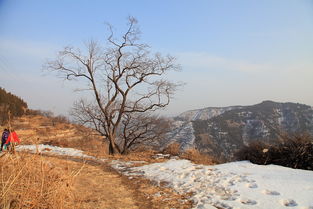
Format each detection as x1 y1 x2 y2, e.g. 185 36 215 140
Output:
0 0 312 115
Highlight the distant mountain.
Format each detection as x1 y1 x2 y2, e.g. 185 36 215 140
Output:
178 106 242 121
165 120 196 150
170 101 313 161
0 87 28 124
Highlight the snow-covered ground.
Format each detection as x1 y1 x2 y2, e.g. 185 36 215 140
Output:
16 145 313 209
16 144 96 159
121 159 313 209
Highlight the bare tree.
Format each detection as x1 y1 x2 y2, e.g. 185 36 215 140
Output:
46 17 180 154
119 113 171 154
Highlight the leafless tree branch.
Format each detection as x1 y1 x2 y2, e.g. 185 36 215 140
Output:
45 17 181 154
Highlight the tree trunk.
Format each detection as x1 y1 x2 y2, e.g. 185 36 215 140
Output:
108 135 121 155
109 141 115 155
121 140 127 155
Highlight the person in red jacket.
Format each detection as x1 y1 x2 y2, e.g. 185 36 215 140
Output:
5 130 20 151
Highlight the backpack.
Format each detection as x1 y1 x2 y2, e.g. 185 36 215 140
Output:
1 131 9 142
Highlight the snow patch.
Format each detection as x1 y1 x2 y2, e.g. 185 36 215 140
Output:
16 144 95 159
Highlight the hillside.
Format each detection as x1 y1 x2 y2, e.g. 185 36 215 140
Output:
0 87 108 156
0 114 108 157
171 101 313 161
0 87 27 124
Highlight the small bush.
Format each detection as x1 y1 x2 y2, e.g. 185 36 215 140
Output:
235 134 313 170
162 143 181 156
235 141 270 165
181 148 217 165
51 115 69 124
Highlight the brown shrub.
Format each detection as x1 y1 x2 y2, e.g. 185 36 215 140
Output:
234 140 270 165
114 149 158 163
162 143 181 156
51 115 69 124
235 134 313 170
181 148 217 165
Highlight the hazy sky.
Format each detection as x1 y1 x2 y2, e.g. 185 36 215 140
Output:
0 0 312 116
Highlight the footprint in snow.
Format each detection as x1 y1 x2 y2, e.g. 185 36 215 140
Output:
220 195 237 201
237 175 249 183
239 197 257 205
223 180 235 187
280 199 297 207
196 204 216 209
246 182 258 188
262 189 280 195
214 201 232 209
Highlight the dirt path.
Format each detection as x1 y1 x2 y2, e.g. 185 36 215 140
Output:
69 160 140 209
44 155 192 209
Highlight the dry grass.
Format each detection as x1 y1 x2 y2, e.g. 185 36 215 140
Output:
181 148 217 165
161 143 217 165
0 153 78 209
44 131 109 159
162 143 181 156
0 152 145 209
111 149 156 162
116 144 218 166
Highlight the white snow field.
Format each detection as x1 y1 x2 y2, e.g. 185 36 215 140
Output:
16 145 313 209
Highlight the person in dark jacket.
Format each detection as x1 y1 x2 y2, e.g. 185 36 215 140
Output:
1 129 10 151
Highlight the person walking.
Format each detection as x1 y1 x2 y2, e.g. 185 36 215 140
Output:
5 129 20 153
1 129 10 151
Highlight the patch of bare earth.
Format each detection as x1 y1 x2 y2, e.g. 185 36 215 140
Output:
69 160 139 209
121 175 193 209
59 156 193 209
